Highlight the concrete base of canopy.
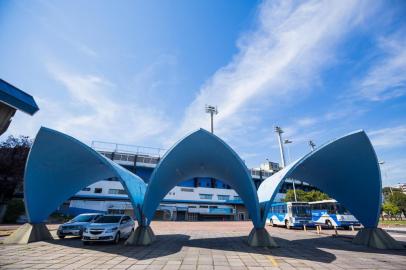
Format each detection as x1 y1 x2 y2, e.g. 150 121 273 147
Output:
125 226 156 246
247 227 278 247
3 223 53 244
352 228 405 249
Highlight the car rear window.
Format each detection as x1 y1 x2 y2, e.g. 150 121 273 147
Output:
94 216 121 223
72 215 97 222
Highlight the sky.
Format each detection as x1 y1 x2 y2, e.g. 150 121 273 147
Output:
0 0 405 186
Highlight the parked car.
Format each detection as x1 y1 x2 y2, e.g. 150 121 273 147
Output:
57 213 102 239
82 214 134 244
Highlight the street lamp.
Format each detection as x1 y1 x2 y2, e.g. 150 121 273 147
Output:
283 139 297 202
379 161 392 194
205 105 218 133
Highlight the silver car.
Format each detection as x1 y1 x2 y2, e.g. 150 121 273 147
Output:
82 215 134 244
57 213 102 238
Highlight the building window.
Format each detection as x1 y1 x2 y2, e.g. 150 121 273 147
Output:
108 189 126 195
217 195 230 201
94 188 102 194
82 187 91 191
199 194 213 200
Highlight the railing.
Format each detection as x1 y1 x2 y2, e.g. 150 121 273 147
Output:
92 140 166 157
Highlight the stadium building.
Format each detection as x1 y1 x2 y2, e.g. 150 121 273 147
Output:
58 141 316 221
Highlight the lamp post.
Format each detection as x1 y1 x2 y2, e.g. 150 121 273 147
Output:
205 105 218 133
283 139 297 202
284 139 293 164
379 161 392 194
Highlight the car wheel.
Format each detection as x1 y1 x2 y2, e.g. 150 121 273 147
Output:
114 232 120 244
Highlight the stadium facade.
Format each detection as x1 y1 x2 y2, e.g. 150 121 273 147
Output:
59 141 314 222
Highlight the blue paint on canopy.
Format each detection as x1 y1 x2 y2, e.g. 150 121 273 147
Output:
0 79 39 115
142 129 262 228
24 127 146 224
258 130 381 228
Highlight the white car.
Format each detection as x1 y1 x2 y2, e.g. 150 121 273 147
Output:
82 214 134 244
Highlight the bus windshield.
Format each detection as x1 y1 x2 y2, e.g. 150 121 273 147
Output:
336 203 351 215
292 205 311 217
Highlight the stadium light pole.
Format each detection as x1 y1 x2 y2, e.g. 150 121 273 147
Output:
205 105 218 133
309 140 316 151
274 126 286 168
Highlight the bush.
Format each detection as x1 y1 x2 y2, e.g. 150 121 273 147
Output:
4 199 25 223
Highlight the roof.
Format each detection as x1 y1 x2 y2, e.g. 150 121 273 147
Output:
0 79 39 115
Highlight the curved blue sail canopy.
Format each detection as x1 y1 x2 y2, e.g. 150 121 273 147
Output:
25 127 146 224
258 130 381 228
142 129 262 228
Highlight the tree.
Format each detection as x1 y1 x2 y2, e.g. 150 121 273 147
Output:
284 189 329 202
0 135 32 203
387 191 406 218
382 201 400 219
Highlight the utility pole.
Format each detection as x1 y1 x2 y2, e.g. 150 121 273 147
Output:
274 126 286 168
309 140 316 151
205 105 218 133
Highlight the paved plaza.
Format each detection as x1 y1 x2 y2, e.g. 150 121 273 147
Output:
1 221 406 270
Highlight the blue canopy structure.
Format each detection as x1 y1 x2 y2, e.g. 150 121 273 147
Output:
257 130 381 229
24 127 146 224
0 79 39 115
142 129 262 228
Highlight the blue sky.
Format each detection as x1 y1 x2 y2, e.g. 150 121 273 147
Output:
1 0 405 186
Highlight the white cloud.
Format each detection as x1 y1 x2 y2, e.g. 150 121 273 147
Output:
172 0 372 145
5 64 172 146
380 158 406 186
357 34 406 101
369 125 406 149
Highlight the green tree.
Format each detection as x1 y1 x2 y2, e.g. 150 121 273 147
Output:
387 191 406 218
0 135 31 223
382 201 400 219
284 189 329 202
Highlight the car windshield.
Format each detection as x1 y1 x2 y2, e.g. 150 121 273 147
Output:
71 215 97 222
93 216 121 223
292 205 311 217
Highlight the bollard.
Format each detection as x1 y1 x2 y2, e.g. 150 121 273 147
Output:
334 226 338 237
303 225 307 232
351 225 355 232
316 225 320 235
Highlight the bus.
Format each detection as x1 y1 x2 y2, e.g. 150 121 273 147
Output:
266 202 312 229
308 199 360 229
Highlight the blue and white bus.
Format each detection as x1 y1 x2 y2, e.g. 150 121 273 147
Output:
266 202 312 229
309 199 360 229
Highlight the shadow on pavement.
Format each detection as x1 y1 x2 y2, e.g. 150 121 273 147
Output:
49 233 337 263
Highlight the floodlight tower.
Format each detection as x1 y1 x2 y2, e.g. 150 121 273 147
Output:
205 105 218 133
309 140 316 151
274 126 286 168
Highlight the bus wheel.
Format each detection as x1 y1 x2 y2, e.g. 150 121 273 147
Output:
285 220 291 229
325 220 333 229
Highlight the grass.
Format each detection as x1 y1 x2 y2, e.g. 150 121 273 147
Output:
379 219 406 226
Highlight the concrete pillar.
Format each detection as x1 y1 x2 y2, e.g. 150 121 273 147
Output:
352 228 404 249
125 226 156 246
3 223 53 244
247 227 278 248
